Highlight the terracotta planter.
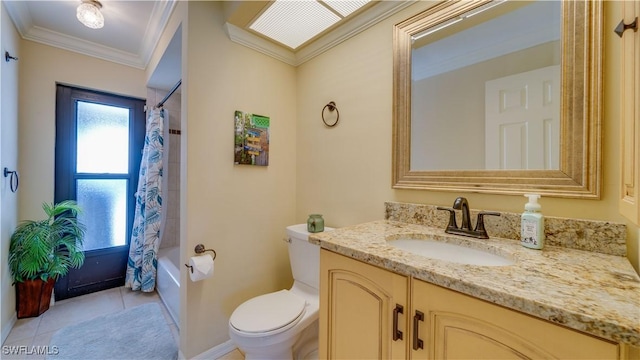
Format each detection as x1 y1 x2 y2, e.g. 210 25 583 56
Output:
15 278 55 318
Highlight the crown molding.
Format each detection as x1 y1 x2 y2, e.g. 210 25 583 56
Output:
225 23 297 66
140 0 177 68
24 25 144 68
225 0 416 67
3 0 176 70
5 0 407 69
295 0 415 65
3 1 33 38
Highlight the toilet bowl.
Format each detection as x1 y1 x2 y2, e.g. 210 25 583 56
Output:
228 224 332 360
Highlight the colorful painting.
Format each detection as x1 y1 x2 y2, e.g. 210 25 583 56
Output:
234 110 270 166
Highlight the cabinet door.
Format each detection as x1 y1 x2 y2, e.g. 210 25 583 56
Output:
412 280 620 359
619 0 640 224
320 249 409 359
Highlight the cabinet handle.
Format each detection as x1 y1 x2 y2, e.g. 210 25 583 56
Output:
413 310 424 350
393 304 403 341
614 17 638 38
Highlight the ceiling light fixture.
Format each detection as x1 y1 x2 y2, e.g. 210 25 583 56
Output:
77 0 104 29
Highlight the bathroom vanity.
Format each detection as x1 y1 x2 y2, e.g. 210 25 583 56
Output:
310 207 640 359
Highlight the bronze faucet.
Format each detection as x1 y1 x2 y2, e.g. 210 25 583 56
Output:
437 197 500 239
453 197 472 230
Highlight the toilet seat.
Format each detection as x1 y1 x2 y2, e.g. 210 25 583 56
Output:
230 290 306 334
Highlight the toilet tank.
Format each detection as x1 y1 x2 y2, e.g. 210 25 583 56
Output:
286 224 333 290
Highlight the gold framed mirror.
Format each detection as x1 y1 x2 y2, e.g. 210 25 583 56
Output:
392 0 602 198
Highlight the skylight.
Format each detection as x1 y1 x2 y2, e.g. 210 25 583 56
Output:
324 0 368 17
249 0 370 50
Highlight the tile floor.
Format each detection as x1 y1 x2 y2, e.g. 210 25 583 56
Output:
217 349 245 360
1 286 179 360
2 287 245 360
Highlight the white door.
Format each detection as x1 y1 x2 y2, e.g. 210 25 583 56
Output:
485 65 560 170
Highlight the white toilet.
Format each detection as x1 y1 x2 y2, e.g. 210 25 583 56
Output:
229 224 333 360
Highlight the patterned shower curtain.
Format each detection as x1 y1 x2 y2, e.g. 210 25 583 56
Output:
125 108 169 292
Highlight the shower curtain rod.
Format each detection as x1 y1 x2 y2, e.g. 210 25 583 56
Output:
156 79 182 108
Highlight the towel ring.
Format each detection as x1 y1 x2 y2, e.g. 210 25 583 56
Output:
3 167 18 193
322 101 339 127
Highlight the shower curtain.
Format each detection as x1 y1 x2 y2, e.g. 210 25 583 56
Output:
125 108 169 292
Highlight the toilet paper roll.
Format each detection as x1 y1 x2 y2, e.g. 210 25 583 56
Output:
188 254 214 282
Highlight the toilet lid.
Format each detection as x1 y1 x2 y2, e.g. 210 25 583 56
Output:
230 290 306 333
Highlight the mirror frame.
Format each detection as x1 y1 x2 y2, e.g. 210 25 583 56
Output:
392 0 602 198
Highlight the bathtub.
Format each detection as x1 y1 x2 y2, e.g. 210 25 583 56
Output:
157 246 180 328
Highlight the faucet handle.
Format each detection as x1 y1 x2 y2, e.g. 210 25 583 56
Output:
474 211 501 238
436 206 458 231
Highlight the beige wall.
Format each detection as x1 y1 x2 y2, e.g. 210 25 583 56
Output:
4 0 638 356
18 41 147 221
10 41 146 342
296 1 640 273
1 1 21 343
4 7 146 347
8 2 297 356
180 2 298 357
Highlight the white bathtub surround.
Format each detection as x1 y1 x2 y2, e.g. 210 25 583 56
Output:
157 246 180 327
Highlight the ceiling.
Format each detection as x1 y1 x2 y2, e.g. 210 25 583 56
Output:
4 0 176 71
4 0 412 90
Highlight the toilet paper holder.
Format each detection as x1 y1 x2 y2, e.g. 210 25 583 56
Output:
184 244 217 273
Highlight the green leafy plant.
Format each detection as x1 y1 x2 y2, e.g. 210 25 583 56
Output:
8 200 86 283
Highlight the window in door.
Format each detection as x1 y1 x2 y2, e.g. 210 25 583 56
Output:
54 84 146 300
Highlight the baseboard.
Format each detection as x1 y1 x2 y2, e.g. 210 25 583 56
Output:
1 312 17 345
191 339 237 359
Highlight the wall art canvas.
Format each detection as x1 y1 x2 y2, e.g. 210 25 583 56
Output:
234 110 270 166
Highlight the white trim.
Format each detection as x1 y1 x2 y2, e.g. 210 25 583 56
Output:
225 23 297 66
226 0 415 67
140 0 177 68
191 339 238 360
295 0 415 65
3 0 176 70
5 0 408 69
1 313 17 345
24 25 145 68
2 1 32 38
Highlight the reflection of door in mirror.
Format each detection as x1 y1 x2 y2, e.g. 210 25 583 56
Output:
485 65 560 170
410 0 561 171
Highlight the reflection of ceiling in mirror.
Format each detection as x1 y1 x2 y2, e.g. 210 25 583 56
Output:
411 1 561 81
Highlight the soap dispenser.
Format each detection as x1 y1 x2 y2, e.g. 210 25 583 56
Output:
521 194 544 249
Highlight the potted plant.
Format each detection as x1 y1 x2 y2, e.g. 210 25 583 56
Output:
8 200 86 318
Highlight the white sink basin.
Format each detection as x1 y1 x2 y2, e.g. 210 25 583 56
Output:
387 238 514 266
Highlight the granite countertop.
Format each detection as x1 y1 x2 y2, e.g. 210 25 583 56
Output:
309 220 640 347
